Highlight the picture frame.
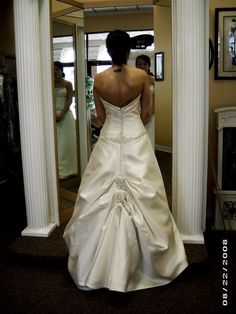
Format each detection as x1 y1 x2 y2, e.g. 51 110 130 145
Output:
209 38 214 70
155 52 164 81
215 8 236 80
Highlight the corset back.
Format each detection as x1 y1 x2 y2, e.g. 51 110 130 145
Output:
100 95 146 143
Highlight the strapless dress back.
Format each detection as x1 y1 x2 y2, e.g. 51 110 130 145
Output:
63 95 188 292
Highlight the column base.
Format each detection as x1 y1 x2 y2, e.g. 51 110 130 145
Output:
21 223 56 237
181 233 205 244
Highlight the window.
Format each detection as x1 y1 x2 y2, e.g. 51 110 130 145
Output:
53 36 76 118
86 30 155 78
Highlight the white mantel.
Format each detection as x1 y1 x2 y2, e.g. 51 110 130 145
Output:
215 107 236 130
215 107 236 230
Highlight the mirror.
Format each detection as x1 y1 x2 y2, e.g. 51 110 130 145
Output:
51 1 172 221
52 20 81 222
83 4 172 209
85 30 155 149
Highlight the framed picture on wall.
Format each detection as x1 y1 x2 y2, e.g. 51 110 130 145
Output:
155 52 164 81
215 8 236 79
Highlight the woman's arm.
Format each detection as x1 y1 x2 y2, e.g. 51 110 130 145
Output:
149 75 155 115
140 72 151 124
93 78 106 124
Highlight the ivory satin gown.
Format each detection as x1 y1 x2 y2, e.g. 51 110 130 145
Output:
63 95 188 292
55 87 77 179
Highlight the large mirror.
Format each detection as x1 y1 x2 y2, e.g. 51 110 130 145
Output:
51 1 172 223
52 20 81 223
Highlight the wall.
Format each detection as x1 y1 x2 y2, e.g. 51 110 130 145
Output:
209 0 236 162
0 0 15 56
154 5 172 151
207 0 236 219
84 11 153 33
84 9 173 150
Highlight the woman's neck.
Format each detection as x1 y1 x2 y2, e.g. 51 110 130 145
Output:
55 77 63 83
112 63 127 72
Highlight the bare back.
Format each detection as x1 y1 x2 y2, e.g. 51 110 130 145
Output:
93 64 151 124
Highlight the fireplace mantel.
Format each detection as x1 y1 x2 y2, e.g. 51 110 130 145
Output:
214 107 236 230
215 107 236 130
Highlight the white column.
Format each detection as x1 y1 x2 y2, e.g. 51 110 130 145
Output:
76 24 89 174
39 0 59 225
172 0 209 243
13 0 56 236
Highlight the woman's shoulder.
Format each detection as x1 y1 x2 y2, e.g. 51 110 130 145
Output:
127 66 148 81
149 75 155 85
127 65 145 75
63 79 73 89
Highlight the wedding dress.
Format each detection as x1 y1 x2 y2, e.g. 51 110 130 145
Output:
63 94 188 292
55 87 77 179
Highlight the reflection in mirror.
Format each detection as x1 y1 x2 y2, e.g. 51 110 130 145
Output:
85 30 154 148
52 21 80 222
83 5 172 207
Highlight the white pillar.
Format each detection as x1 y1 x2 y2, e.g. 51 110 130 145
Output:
172 0 209 243
39 0 59 225
13 0 56 236
76 24 89 174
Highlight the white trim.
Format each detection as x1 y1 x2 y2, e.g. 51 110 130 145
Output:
22 223 56 237
181 234 205 244
76 25 88 175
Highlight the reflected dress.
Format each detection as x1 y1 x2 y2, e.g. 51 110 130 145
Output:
55 87 77 179
144 84 155 150
63 95 188 292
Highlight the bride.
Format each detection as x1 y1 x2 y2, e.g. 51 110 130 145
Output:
135 54 155 150
63 30 188 292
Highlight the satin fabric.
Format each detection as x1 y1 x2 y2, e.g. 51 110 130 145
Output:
55 87 77 179
63 95 188 292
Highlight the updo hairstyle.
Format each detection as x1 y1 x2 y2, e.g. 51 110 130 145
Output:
106 30 131 66
54 61 65 78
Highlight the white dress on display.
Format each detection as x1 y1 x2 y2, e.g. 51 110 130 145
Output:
55 87 77 179
63 95 188 292
145 84 155 150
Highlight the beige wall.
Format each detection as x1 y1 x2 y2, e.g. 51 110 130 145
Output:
207 0 236 215
0 0 15 56
209 0 236 110
154 6 172 150
84 9 173 150
84 12 153 33
209 0 236 163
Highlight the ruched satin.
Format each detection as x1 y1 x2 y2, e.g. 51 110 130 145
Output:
63 95 188 292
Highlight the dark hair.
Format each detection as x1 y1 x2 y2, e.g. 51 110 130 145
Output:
106 30 131 66
135 55 151 68
135 55 153 76
54 61 65 78
54 61 63 71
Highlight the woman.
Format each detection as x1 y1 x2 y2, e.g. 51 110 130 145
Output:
54 61 77 179
136 54 155 150
64 30 188 292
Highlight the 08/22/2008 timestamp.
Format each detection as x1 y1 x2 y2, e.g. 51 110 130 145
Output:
222 239 228 307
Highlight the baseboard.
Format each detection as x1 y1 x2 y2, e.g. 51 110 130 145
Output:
155 145 172 153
